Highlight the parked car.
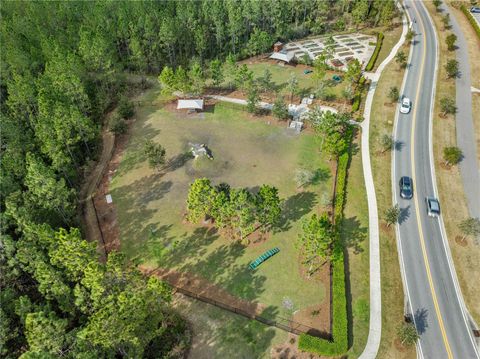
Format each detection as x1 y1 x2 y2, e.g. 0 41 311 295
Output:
400 176 413 199
426 197 440 217
400 97 411 114
470 7 480 13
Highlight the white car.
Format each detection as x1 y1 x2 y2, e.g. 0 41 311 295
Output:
400 97 411 114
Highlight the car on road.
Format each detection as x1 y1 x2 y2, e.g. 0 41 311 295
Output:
426 197 440 217
400 97 411 114
470 7 480 13
400 176 413 199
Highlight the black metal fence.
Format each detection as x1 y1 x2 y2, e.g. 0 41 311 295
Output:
174 286 331 340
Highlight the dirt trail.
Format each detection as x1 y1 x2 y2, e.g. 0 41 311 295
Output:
79 125 115 261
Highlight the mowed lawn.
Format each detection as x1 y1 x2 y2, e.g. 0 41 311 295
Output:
234 61 349 100
111 89 334 320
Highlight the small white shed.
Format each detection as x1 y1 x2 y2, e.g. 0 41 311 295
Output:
269 51 295 63
177 99 204 112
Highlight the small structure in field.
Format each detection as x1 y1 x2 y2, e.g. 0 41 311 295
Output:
269 50 294 64
177 99 204 113
289 120 304 134
190 143 213 160
273 41 284 52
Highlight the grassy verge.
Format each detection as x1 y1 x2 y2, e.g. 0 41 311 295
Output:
371 22 404 69
369 42 415 358
425 1 480 324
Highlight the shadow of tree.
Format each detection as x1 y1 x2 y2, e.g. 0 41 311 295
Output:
414 307 429 335
162 152 193 174
276 191 317 233
399 205 411 225
340 216 367 254
311 167 331 185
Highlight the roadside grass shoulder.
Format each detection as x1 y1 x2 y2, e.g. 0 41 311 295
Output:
425 0 480 324
369 44 415 358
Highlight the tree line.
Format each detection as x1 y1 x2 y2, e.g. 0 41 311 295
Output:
186 179 282 243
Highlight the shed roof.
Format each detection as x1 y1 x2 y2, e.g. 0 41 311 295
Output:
269 51 294 63
177 99 204 110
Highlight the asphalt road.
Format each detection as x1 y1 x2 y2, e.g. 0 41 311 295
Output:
393 1 479 358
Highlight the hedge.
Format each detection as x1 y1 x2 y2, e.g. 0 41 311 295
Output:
365 32 384 71
352 91 361 112
460 5 480 39
298 128 353 356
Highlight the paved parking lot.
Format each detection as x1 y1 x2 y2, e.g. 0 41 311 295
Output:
283 33 376 70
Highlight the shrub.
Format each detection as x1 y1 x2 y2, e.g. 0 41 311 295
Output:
352 91 361 112
460 5 480 39
445 59 459 78
443 146 463 165
365 33 384 71
110 116 128 135
388 86 399 102
440 97 457 116
118 97 135 119
272 96 290 120
397 322 419 347
446 33 457 51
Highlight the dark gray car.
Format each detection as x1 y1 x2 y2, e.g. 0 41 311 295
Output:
400 176 413 199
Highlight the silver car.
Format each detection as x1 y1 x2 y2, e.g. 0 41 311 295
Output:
426 197 440 217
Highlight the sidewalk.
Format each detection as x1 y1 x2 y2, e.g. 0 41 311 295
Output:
357 5 409 358
444 4 480 219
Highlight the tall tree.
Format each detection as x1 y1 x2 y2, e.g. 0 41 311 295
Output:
297 213 334 276
255 185 282 233
209 59 224 86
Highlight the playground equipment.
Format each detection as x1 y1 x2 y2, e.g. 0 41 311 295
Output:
249 247 280 269
332 74 342 83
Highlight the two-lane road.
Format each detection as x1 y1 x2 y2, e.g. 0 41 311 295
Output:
393 1 479 358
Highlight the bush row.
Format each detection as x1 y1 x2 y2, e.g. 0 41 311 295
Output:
298 128 353 355
352 91 362 112
365 32 384 71
460 5 480 39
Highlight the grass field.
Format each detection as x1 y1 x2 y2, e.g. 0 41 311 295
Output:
172 293 287 359
242 61 349 100
111 86 334 322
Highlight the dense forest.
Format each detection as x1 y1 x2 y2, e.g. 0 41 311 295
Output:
0 1 397 357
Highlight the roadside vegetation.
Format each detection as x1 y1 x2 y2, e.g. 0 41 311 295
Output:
368 27 416 358
424 0 480 324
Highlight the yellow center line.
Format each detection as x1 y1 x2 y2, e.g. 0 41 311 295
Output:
409 2 453 358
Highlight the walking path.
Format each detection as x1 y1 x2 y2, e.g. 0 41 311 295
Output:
445 4 480 219
357 6 409 358
207 94 338 114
